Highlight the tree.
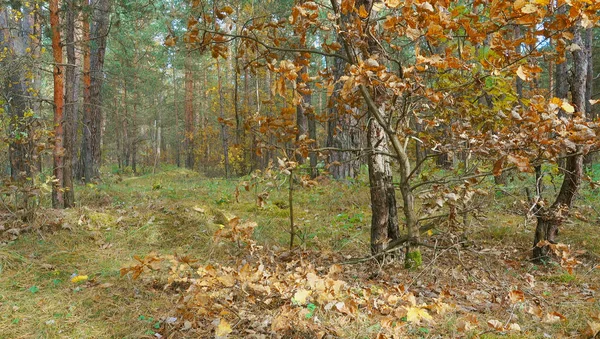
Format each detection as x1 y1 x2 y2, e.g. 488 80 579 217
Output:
50 0 65 208
79 0 111 182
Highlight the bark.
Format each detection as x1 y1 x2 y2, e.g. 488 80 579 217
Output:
79 0 92 181
173 66 180 167
367 114 400 254
217 58 230 177
184 51 195 169
0 8 34 182
326 56 360 180
50 0 65 208
339 0 403 258
122 81 130 167
63 0 78 208
533 24 587 261
295 68 309 165
80 0 110 182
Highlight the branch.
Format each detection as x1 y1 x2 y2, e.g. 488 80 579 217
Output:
198 28 350 63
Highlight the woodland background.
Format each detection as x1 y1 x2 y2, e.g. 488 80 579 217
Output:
1 0 600 338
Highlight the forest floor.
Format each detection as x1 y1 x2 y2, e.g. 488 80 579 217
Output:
0 167 599 339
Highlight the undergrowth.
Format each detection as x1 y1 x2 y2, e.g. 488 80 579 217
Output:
0 166 598 338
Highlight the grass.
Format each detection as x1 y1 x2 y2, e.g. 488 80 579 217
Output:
0 165 599 338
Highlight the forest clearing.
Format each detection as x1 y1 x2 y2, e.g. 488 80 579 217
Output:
2 0 600 338
0 167 599 338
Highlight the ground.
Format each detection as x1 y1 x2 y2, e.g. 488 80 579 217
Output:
0 166 598 338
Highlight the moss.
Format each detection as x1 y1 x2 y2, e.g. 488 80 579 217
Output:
405 250 422 269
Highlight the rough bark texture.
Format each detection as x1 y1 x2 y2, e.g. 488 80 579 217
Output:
63 0 78 207
50 0 65 208
184 51 195 169
533 24 587 261
348 0 402 256
367 115 400 254
217 58 230 177
0 8 35 182
80 0 110 182
80 0 92 181
295 71 309 165
326 56 361 180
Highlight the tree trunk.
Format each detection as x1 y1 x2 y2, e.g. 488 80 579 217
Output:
63 0 78 208
173 64 180 167
0 8 34 183
217 58 230 177
367 116 400 254
295 70 309 165
533 23 587 261
79 0 110 182
79 0 92 181
184 51 195 169
326 56 360 180
50 0 65 208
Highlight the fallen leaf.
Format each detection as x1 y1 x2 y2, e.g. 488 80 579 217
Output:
215 318 232 337
293 289 311 305
71 275 89 283
405 306 433 324
521 3 537 13
561 102 575 113
542 311 566 323
509 290 525 303
508 323 521 332
487 319 504 331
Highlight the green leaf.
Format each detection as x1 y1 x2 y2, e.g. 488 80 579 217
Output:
29 285 39 293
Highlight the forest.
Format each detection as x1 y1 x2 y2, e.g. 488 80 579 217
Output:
1 0 600 338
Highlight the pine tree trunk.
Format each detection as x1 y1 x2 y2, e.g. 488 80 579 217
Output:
50 0 65 208
63 0 78 208
184 51 195 169
217 58 230 177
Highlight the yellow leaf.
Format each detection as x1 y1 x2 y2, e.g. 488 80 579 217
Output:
406 27 421 41
406 306 433 324
508 323 521 332
215 319 232 337
516 66 527 81
561 101 575 113
385 0 401 8
521 4 537 13
533 0 550 4
420 2 434 12
71 275 88 283
293 289 311 305
487 319 504 330
358 5 369 18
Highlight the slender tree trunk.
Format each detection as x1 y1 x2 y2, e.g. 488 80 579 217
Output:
63 0 78 208
184 51 195 169
234 40 241 146
217 58 230 177
173 65 180 167
295 68 309 165
50 0 65 208
122 81 130 167
533 23 587 261
80 0 92 181
0 9 34 183
79 0 110 181
131 77 139 174
326 55 360 180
